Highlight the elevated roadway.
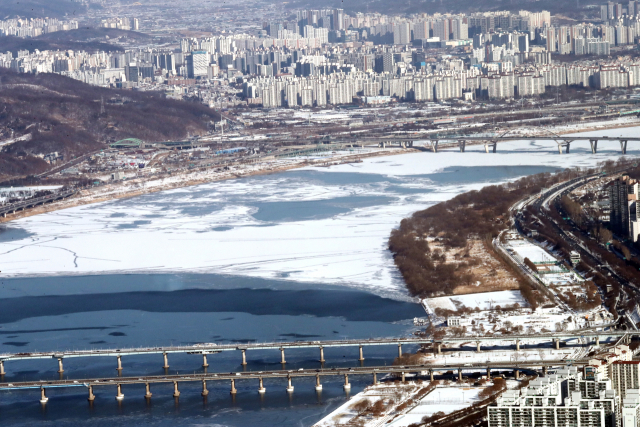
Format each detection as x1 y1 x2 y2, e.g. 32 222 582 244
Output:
0 331 628 376
0 189 76 218
0 359 576 402
354 135 640 154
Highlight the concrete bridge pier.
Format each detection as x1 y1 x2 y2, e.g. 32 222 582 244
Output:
116 384 124 401
402 372 406 383
343 374 351 390
435 342 442 355
590 139 598 154
319 346 325 363
457 369 462 382
458 140 466 152
557 142 571 154
373 372 378 385
516 340 521 351
173 381 180 398
88 385 95 402
241 349 247 366
0 361 4 376
514 369 520 379
476 341 482 352
315 374 323 391
116 355 123 373
621 140 628 154
202 354 209 368
163 353 169 370
40 387 48 404
145 383 152 399
486 368 491 380
595 336 600 346
230 379 237 395
57 358 64 374
280 348 286 365
484 142 497 153
429 369 434 382
258 377 266 394
398 343 403 358
554 339 560 350
542 366 548 376
286 376 294 393
201 380 209 397
430 140 439 153
358 345 365 362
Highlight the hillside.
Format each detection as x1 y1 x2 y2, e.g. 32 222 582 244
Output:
0 69 220 182
1 28 155 55
38 27 153 44
1 35 122 55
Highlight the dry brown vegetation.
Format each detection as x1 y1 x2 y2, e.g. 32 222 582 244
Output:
388 171 580 300
0 68 220 181
389 159 639 308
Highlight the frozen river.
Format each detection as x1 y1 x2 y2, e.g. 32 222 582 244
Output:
0 130 637 426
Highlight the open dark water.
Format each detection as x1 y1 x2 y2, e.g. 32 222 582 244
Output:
0 274 424 427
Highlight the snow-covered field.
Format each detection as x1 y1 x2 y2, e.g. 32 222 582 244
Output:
1 128 638 298
314 382 489 427
426 290 527 312
389 387 483 426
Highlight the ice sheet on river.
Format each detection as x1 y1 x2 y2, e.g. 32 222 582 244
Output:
0 134 633 299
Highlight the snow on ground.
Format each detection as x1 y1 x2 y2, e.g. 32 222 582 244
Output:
313 382 486 427
388 386 483 426
426 290 527 312
505 239 580 286
507 240 555 264
0 127 636 298
422 346 590 366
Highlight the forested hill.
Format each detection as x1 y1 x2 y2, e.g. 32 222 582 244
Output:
0 69 220 181
1 35 122 55
1 28 154 55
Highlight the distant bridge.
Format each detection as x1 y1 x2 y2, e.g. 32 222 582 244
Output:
356 135 640 154
0 330 627 378
0 359 575 403
0 189 76 218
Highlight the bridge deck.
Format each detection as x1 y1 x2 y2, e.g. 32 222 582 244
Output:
0 360 575 391
0 331 625 361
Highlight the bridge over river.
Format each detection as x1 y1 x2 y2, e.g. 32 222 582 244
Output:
0 359 576 403
0 330 628 378
354 134 640 154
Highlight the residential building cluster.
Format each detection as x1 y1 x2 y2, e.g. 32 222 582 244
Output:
601 1 640 21
608 175 640 242
5 6 640 109
99 17 140 31
489 345 640 427
242 59 640 107
0 17 79 38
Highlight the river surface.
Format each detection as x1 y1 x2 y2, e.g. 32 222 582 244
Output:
0 135 635 426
